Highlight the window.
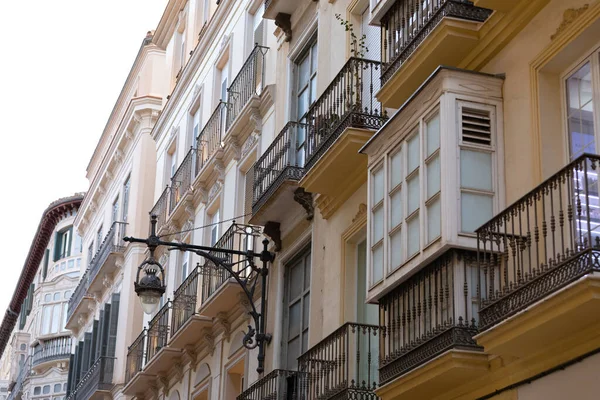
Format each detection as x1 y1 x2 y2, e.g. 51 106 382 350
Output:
371 167 384 284
566 61 595 159
112 197 119 223
53 384 61 393
73 234 82 255
179 30 186 71
168 148 177 178
249 3 265 52
44 294 51 302
34 387 41 396
20 343 26 351
96 226 103 253
283 248 311 370
294 40 318 167
41 294 67 335
88 243 94 266
53 227 72 261
425 112 441 242
191 106 201 148
42 386 50 395
53 292 60 301
210 210 220 245
64 290 71 299
122 175 131 222
181 251 190 283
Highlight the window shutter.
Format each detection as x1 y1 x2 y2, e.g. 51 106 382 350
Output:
90 320 99 366
26 284 34 316
244 167 254 223
42 250 49 280
95 312 104 360
81 332 92 376
18 308 26 330
53 232 62 262
66 354 74 396
67 227 73 257
106 293 120 357
99 305 111 357
461 107 492 146
253 20 264 47
74 341 83 386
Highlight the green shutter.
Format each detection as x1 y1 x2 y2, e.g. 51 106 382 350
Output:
42 250 49 280
25 284 34 316
106 293 120 357
90 320 99 365
99 305 111 357
74 341 83 386
66 354 74 396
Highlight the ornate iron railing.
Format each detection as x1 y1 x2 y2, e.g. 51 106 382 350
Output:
305 57 387 172
171 268 200 335
67 269 90 322
226 45 269 129
8 357 30 400
151 187 171 234
476 153 600 330
298 322 382 400
381 0 492 84
252 122 308 214
125 329 146 384
237 369 307 400
88 221 127 285
378 250 481 384
196 102 228 175
66 356 114 400
32 336 72 367
201 223 262 302
170 148 196 213
146 302 171 362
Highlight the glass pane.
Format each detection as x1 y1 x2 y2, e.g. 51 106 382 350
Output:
44 294 51 302
390 190 402 229
302 294 310 329
461 193 493 233
427 155 440 198
407 133 420 173
427 197 441 243
407 215 420 257
310 77 317 105
567 61 595 159
407 173 420 215
461 150 492 191
426 112 440 156
297 89 309 119
390 229 402 269
372 168 384 203
287 337 300 370
298 55 310 88
290 264 303 300
302 330 309 353
372 245 383 283
51 304 61 333
304 258 311 290
311 42 318 72
288 301 301 337
43 386 50 395
372 207 384 243
390 150 402 189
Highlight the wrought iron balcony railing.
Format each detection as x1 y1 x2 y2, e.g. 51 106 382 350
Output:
476 153 600 331
170 148 196 213
146 302 171 362
305 57 387 172
252 122 308 214
8 357 30 400
381 0 492 85
196 102 229 175
67 269 90 322
226 45 269 130
151 186 171 234
66 356 114 400
237 369 307 400
200 223 262 303
125 329 146 385
171 267 200 335
298 322 382 400
32 336 72 367
378 250 481 385
88 221 127 284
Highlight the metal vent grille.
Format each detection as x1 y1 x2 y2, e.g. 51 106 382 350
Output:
462 108 492 146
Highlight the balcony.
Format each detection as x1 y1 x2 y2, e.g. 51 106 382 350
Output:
237 369 306 400
376 0 492 108
298 323 381 400
199 223 262 317
66 356 114 400
225 45 268 139
151 186 171 234
263 0 300 20
376 250 486 398
66 270 94 329
32 336 71 369
124 329 148 389
196 102 228 182
475 154 600 360
251 122 308 225
87 221 127 293
7 358 30 400
169 148 196 219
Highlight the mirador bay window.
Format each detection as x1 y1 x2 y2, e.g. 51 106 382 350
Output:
365 69 503 292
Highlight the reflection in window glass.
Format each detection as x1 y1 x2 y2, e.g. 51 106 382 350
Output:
567 61 595 159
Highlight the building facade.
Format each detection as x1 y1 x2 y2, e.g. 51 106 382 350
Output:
56 0 600 399
0 196 84 400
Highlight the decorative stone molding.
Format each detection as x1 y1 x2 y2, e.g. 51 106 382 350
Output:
237 292 252 313
263 221 282 252
159 253 169 267
215 312 231 342
184 345 198 368
159 375 170 397
249 108 263 135
193 84 201 98
115 258 124 270
114 149 124 165
77 315 86 328
275 13 292 42
102 274 112 289
230 139 242 161
294 187 314 220
201 328 215 356
241 134 258 159
352 203 367 223
105 169 114 182
173 359 185 383
89 200 98 214
214 159 226 183
208 181 222 204
551 4 589 40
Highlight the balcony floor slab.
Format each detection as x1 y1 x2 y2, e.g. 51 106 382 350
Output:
122 372 156 397
199 280 244 318
169 315 213 349
144 347 184 376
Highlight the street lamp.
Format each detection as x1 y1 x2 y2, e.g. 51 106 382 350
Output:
124 214 275 374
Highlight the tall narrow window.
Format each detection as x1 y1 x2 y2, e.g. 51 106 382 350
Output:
388 148 402 270
567 61 595 159
181 251 190 283
122 175 131 222
210 210 220 245
406 131 420 257
295 40 318 167
96 226 103 253
371 167 384 284
88 243 94 266
425 112 441 243
191 107 201 148
112 197 119 224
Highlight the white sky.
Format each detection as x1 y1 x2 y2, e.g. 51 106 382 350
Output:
0 1 167 316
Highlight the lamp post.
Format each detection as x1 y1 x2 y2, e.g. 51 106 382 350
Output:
124 214 275 374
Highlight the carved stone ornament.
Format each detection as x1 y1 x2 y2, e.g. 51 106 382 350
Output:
551 4 589 40
237 292 252 313
159 375 170 397
102 273 112 289
193 84 201 98
77 315 86 327
249 108 263 135
215 312 231 342
114 149 124 165
352 203 367 223
208 181 222 203
184 345 198 368
275 13 292 42
89 200 97 214
214 159 226 182
242 134 258 158
263 221 282 252
294 187 314 220
202 327 215 356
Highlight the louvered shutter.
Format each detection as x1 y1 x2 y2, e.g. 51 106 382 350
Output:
53 232 62 262
26 284 34 316
461 108 492 146
95 312 104 360
90 320 99 365
74 341 83 385
81 333 92 375
42 250 49 280
107 294 120 357
99 305 111 357
66 354 74 396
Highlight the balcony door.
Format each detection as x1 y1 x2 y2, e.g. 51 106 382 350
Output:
282 247 311 370
294 40 318 168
